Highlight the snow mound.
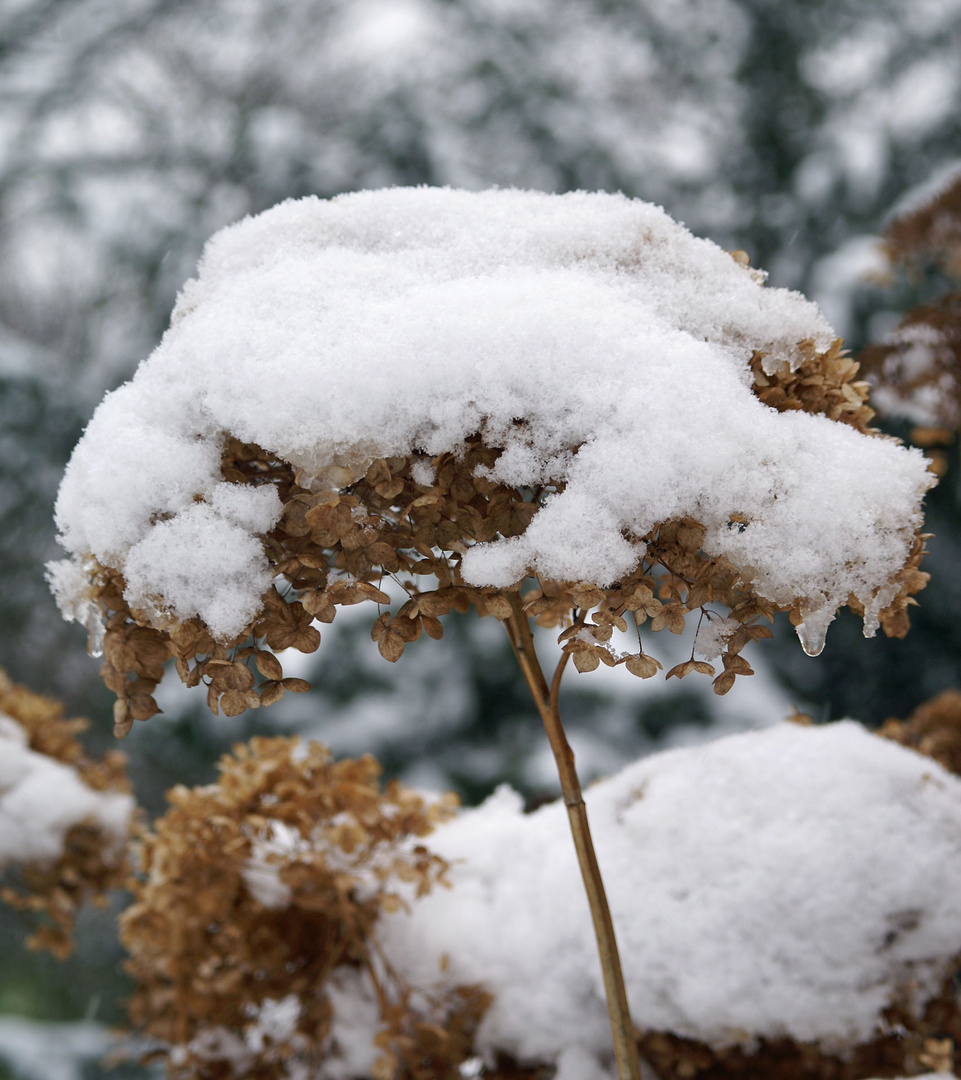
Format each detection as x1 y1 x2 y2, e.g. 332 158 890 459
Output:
368 722 961 1062
0 712 132 868
50 188 931 647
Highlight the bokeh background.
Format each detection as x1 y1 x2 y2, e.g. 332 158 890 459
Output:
2 0 961 1075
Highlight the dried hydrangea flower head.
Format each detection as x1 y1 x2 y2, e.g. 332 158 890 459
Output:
121 725 961 1080
0 670 132 956
883 164 961 278
120 737 489 1080
880 688 961 778
861 170 961 455
46 188 933 731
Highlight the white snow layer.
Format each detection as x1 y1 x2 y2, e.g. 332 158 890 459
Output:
49 188 932 648
0 712 132 868
329 722 961 1069
0 1019 113 1080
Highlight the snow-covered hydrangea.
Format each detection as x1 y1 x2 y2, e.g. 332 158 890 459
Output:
48 188 932 715
861 169 961 435
0 715 130 870
133 723 961 1077
366 721 961 1072
0 672 133 955
119 737 480 1080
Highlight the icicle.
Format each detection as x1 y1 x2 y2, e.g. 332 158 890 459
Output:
794 604 836 658
83 606 105 658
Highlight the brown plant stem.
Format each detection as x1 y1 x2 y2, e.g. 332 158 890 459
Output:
504 593 642 1080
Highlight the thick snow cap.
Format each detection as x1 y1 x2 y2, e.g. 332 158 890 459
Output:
370 722 961 1064
49 188 932 653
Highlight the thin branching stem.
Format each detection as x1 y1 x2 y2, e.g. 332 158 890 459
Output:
504 592 642 1080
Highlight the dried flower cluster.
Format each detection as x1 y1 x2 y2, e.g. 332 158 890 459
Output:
90 339 928 733
880 688 961 779
861 295 961 446
637 985 961 1080
48 189 932 733
7 670 961 1079
749 338 875 432
115 719 961 1080
747 337 928 638
0 669 131 956
861 173 961 461
120 736 497 1080
884 171 961 278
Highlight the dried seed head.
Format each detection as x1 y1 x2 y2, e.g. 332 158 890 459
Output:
120 737 487 1078
0 671 132 956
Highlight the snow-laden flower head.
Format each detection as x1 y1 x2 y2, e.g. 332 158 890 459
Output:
48 188 933 727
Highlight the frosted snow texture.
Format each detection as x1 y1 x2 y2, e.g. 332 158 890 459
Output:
333 723 961 1069
0 713 132 868
51 188 932 643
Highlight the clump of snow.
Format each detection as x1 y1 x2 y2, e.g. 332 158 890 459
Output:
242 820 307 909
692 614 739 661
50 188 932 646
0 712 132 868
243 996 302 1058
322 968 384 1080
352 722 961 1062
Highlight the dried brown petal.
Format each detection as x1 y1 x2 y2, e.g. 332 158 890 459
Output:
625 654 662 679
220 689 259 717
128 692 160 722
302 589 337 622
113 699 133 738
665 660 696 681
713 671 737 696
722 654 754 676
254 652 284 681
483 594 514 620
373 615 407 663
281 678 311 693
356 581 392 605
259 681 286 707
390 616 422 643
573 649 601 673
652 604 687 634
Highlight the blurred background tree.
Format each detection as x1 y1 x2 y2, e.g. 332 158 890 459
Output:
2 0 961 1069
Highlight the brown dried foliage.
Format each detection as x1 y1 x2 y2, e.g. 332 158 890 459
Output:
638 978 961 1080
859 295 958 425
859 174 961 462
879 688 961 780
750 338 875 433
860 294 961 440
884 174 961 278
85 335 927 727
0 670 131 956
120 736 499 1079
